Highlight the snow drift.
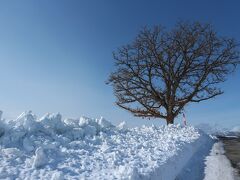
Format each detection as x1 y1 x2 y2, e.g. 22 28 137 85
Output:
0 111 213 179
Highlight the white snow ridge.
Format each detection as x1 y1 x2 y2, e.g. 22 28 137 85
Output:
0 111 213 180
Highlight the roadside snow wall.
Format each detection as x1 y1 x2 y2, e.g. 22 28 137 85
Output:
0 111 213 180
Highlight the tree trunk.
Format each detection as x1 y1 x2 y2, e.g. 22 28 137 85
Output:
166 114 174 125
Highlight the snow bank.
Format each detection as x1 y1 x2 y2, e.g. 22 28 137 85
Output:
0 111 212 179
174 132 214 180
204 142 236 180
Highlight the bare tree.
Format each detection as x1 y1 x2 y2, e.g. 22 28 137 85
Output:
107 22 240 124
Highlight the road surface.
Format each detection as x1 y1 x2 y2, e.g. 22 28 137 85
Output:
219 136 240 179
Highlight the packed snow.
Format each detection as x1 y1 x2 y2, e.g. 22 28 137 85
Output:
0 111 213 179
204 142 236 180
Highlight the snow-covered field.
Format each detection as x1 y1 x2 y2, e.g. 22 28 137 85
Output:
0 111 213 180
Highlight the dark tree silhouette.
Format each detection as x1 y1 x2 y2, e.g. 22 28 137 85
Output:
107 22 240 124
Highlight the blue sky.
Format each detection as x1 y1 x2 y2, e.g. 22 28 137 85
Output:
0 0 239 128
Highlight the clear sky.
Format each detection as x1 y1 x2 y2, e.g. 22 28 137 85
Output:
0 0 239 128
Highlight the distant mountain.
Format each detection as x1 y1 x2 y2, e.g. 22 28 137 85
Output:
229 126 240 137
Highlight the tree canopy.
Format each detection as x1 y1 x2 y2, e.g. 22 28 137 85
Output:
107 22 240 124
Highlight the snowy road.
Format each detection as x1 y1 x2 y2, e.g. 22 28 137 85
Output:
204 136 240 180
204 142 236 180
220 136 240 179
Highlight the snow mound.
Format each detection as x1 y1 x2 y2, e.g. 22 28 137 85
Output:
0 111 212 179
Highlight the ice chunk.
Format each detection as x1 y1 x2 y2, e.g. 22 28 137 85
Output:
79 116 100 136
33 147 48 168
69 128 84 140
64 118 79 128
118 166 139 180
117 121 127 131
84 125 97 136
97 117 113 129
23 137 34 152
39 113 66 134
14 111 39 132
51 171 64 180
1 148 22 158
79 116 98 128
